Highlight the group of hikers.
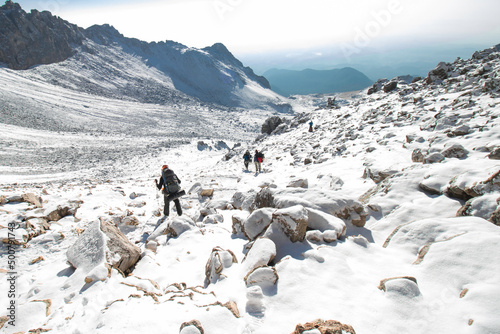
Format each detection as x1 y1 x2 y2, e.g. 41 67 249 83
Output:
243 149 265 173
155 149 265 217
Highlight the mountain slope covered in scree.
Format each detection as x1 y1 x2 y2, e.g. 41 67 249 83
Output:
0 2 289 111
1 40 500 334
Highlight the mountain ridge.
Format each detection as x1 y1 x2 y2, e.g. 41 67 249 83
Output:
0 2 287 110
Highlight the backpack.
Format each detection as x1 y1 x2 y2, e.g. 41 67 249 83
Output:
162 169 180 194
256 152 264 163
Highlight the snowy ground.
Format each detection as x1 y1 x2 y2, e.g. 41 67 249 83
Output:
1 46 500 334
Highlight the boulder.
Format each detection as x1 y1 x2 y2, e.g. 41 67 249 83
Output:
411 149 425 163
22 193 43 208
287 178 308 188
490 206 500 226
306 208 346 240
488 147 500 160
231 211 247 235
45 201 81 222
202 214 224 225
270 205 308 243
292 319 357 334
447 125 471 137
427 62 450 84
200 188 214 197
242 208 274 241
231 190 256 210
180 320 204 334
166 216 195 237
367 79 388 95
363 167 397 183
441 144 468 159
262 116 283 135
424 152 445 164
243 237 276 273
66 221 106 272
383 80 398 93
204 247 238 285
99 219 141 273
66 219 140 274
250 187 275 212
378 276 421 298
244 266 279 289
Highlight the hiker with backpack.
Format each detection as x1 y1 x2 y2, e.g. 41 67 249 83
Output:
243 150 252 171
254 150 264 173
155 165 184 217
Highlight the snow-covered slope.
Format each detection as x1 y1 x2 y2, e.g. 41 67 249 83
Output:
1 45 500 334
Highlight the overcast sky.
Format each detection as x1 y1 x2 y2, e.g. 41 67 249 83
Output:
13 0 500 75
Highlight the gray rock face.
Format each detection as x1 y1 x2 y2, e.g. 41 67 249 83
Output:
0 2 84 69
261 116 283 135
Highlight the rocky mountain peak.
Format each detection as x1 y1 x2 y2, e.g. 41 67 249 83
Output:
0 2 84 69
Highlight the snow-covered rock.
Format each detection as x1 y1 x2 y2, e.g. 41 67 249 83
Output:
269 205 309 243
204 246 238 285
242 237 276 274
242 208 274 241
67 219 140 274
244 266 279 290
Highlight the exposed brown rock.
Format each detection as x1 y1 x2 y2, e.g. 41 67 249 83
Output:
22 193 43 208
99 219 141 273
180 320 204 334
292 319 356 334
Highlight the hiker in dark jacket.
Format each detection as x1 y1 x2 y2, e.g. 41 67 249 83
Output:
254 150 264 173
155 164 182 216
243 150 252 171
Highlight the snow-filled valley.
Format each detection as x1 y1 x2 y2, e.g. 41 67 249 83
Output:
1 41 500 334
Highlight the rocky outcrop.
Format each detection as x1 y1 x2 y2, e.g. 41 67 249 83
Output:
292 319 356 334
262 116 284 135
426 62 450 84
0 2 84 69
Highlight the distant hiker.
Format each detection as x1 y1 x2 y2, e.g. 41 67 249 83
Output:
243 150 252 171
254 150 264 173
309 121 313 132
155 165 183 217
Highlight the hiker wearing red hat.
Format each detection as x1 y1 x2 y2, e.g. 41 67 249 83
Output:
155 165 184 216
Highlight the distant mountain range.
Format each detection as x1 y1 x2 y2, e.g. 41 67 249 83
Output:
0 2 290 111
263 67 374 96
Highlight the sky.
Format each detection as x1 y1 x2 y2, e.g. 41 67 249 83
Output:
13 0 500 76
